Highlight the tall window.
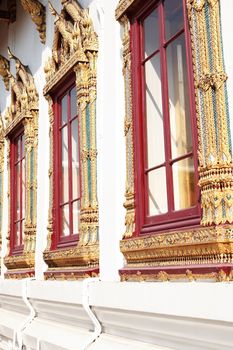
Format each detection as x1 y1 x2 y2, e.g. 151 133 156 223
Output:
10 129 25 254
53 82 81 248
131 0 200 233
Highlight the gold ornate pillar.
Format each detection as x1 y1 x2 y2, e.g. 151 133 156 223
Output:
0 55 10 90
23 110 38 253
87 51 98 244
121 16 135 239
187 0 233 226
45 96 54 252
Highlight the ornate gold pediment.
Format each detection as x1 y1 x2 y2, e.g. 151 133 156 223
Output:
115 0 135 20
44 0 98 89
4 48 39 134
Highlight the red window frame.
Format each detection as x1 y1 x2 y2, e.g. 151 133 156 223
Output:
52 77 81 249
10 127 25 255
130 0 201 236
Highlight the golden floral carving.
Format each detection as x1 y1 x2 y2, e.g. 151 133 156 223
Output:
4 271 35 279
20 0 46 44
198 71 227 92
0 55 10 90
121 269 233 282
120 225 233 269
44 243 99 267
120 16 135 238
115 0 135 20
5 47 39 122
45 0 98 84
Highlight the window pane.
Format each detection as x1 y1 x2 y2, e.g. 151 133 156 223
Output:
61 204 70 237
15 222 20 247
22 219 25 244
144 9 159 58
70 87 77 119
61 126 69 203
145 54 165 167
22 134 25 157
165 0 183 40
17 138 20 161
71 118 80 199
73 200 80 235
173 157 196 210
16 163 20 220
148 167 167 216
61 95 68 125
167 33 192 158
22 158 25 219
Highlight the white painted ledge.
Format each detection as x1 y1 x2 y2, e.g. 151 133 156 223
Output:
0 280 233 350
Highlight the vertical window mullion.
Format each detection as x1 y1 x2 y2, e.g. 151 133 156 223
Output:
183 0 200 206
22 153 25 246
67 91 73 236
159 2 175 213
57 101 62 245
140 18 150 218
19 136 23 246
78 113 82 209
13 143 17 249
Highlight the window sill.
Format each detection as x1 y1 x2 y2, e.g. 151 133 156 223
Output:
43 243 99 280
120 224 233 281
140 215 201 235
4 252 35 279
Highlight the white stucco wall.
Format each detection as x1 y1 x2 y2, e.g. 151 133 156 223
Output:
0 22 9 113
0 1 233 350
96 0 125 281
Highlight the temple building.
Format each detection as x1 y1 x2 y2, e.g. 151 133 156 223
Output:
0 0 233 349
